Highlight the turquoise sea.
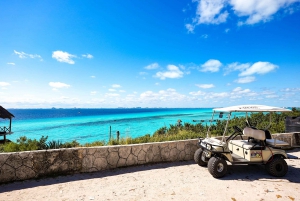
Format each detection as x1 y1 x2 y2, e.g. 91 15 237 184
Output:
1 108 215 144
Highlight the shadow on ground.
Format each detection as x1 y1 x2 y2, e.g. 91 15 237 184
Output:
221 163 300 183
0 160 194 193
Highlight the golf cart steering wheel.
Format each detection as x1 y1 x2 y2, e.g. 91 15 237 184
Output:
233 125 242 133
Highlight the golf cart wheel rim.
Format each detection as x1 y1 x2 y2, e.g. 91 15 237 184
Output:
217 163 224 172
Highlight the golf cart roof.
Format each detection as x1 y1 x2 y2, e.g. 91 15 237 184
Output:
213 105 291 113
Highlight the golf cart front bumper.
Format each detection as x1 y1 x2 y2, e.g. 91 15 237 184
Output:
198 138 230 158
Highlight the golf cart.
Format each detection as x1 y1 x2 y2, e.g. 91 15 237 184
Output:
194 105 291 178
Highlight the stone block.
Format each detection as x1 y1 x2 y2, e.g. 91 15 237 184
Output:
142 144 152 152
137 149 146 161
108 146 119 152
94 148 109 158
0 164 17 183
178 150 186 161
6 154 23 169
151 144 160 156
0 153 10 167
16 165 36 180
93 157 108 170
45 150 60 165
132 145 142 157
32 151 47 172
107 151 119 168
160 146 170 161
177 141 185 151
169 148 179 161
86 148 97 155
145 149 154 163
126 153 138 166
82 154 95 168
117 158 127 168
119 146 131 159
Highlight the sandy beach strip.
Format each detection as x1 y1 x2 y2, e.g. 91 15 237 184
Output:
0 148 299 201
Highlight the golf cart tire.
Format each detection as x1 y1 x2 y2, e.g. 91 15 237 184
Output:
266 157 288 177
208 157 227 178
194 148 207 167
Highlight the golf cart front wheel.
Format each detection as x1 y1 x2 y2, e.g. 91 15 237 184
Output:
194 148 208 167
266 157 288 177
208 157 228 178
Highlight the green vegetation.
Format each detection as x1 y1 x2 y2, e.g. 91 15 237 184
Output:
1 108 299 153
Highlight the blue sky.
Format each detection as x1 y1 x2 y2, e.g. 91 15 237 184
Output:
0 0 300 108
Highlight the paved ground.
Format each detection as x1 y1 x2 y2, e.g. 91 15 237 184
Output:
0 148 299 201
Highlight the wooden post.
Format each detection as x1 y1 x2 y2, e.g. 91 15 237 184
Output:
117 131 120 142
9 118 12 133
109 126 111 141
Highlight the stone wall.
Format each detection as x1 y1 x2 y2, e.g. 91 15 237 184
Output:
1 133 298 184
0 139 199 184
273 133 300 147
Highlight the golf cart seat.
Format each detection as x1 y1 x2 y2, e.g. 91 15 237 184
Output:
243 127 266 141
243 127 289 147
228 127 266 150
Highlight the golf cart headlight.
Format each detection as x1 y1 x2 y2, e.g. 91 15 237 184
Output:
207 144 212 150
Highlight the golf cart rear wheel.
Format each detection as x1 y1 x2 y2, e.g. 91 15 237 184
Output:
208 157 227 178
266 157 288 177
194 148 208 167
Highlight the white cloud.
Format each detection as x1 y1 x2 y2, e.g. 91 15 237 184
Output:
281 88 300 92
7 62 15 65
189 90 206 96
109 89 116 92
232 87 251 93
90 76 96 78
14 50 42 61
49 82 71 89
266 94 279 98
90 91 97 95
140 88 186 102
235 76 256 83
112 84 121 88
239 61 278 76
200 59 222 72
230 0 299 25
155 65 184 80
82 54 93 59
139 72 148 75
145 63 159 70
187 0 299 31
224 62 251 75
194 0 229 24
0 82 10 87
52 51 76 64
105 93 120 97
196 84 215 89
201 34 209 39
205 92 229 99
185 24 195 33
119 90 126 93
225 28 230 33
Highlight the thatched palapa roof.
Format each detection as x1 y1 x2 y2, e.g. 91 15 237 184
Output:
0 106 15 119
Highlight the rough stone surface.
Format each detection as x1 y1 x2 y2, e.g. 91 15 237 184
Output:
0 135 295 184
